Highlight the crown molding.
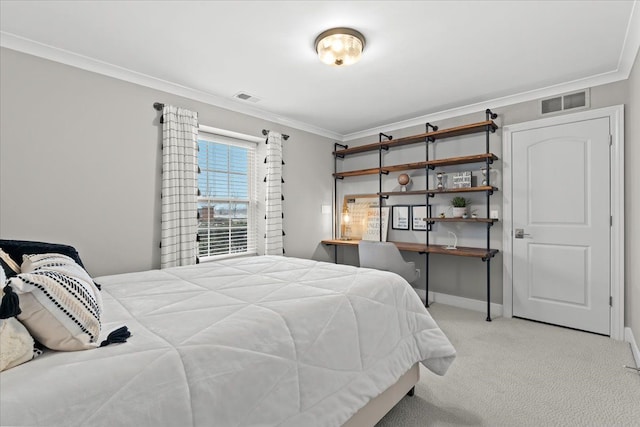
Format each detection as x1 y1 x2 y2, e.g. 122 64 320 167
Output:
342 69 626 141
344 1 640 142
0 31 343 141
3 2 639 145
618 0 640 77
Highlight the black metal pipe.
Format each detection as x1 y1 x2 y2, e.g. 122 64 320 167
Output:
484 112 496 321
333 142 347 262
379 145 383 241
424 122 435 307
486 259 492 321
378 133 392 241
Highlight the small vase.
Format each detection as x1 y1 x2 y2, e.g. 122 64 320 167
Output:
452 207 466 218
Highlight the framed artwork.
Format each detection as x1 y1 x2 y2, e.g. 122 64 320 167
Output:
391 205 410 230
451 171 473 188
341 194 390 241
411 205 432 231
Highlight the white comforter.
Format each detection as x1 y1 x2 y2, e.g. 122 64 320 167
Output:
0 256 455 427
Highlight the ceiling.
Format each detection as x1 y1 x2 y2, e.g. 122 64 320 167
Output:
1 1 638 140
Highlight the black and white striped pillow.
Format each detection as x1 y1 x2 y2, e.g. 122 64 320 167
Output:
7 254 103 351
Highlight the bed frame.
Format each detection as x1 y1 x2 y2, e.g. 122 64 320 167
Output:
343 363 419 427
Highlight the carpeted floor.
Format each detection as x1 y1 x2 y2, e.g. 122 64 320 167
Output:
376 304 640 426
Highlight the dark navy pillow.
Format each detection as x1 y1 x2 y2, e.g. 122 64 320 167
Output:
0 240 87 278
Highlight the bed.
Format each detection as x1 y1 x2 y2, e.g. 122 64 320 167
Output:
0 254 456 426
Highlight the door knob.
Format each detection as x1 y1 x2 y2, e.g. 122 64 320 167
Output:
514 228 531 239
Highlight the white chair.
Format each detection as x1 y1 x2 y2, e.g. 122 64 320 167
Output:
358 240 420 283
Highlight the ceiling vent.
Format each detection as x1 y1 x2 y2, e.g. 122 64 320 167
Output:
540 89 590 115
233 92 261 103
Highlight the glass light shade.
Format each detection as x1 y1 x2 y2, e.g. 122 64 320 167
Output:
315 28 365 66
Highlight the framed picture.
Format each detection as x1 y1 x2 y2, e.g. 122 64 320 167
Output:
451 171 473 188
411 205 432 231
341 194 390 241
391 205 410 230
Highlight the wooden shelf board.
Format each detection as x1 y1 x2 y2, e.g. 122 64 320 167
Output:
426 217 498 223
428 153 498 168
333 167 381 178
334 154 498 178
333 120 498 157
380 186 498 196
321 239 498 259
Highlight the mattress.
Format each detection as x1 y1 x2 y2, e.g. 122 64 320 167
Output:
0 255 455 426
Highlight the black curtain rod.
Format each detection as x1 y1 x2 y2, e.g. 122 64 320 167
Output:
262 129 290 140
155 103 290 141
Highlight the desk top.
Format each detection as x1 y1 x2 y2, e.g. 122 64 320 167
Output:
321 239 498 259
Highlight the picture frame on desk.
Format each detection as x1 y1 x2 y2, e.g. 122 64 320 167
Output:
391 205 410 230
411 205 432 231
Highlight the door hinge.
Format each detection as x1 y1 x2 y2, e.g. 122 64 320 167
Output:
610 216 613 226
609 135 613 146
609 296 613 306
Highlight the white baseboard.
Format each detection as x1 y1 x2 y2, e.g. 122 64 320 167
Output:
624 327 640 367
415 289 503 318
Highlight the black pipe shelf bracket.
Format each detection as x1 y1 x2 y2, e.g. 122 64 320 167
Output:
379 132 393 142
485 108 498 120
425 122 439 142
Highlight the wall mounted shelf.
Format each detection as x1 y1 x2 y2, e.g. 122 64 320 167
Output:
328 110 500 321
333 154 498 178
332 120 498 156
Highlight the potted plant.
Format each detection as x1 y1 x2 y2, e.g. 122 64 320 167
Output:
451 196 470 218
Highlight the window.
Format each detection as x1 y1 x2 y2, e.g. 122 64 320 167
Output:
197 130 257 259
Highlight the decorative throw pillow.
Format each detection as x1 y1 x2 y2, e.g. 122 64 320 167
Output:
0 240 88 277
0 316 35 371
7 253 103 351
0 248 21 277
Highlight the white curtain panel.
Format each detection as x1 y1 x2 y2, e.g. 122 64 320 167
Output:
161 105 199 268
265 131 284 255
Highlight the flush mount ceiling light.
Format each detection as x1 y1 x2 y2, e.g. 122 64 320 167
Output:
314 27 366 66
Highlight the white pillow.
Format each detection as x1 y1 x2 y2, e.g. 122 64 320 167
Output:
7 253 103 351
0 261 6 286
0 316 34 371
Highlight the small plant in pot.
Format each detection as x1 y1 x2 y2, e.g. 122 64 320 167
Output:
451 196 470 218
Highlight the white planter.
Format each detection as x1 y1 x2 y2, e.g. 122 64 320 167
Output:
452 207 467 218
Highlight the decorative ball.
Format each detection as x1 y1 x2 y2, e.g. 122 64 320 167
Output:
398 173 410 185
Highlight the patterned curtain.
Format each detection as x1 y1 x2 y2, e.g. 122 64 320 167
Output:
264 131 284 255
160 105 199 268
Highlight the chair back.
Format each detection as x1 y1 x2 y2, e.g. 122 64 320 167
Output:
358 240 419 283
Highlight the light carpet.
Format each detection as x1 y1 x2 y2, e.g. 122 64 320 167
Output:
377 304 640 426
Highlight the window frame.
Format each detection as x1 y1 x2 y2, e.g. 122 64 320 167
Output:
197 125 260 261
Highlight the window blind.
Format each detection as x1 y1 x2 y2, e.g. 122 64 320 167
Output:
197 132 257 259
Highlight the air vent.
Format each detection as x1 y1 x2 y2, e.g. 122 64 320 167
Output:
540 89 590 115
233 92 261 103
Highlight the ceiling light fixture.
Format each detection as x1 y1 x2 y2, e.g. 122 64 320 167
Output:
314 27 366 67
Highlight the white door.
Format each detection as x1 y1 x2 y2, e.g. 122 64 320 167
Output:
512 117 610 335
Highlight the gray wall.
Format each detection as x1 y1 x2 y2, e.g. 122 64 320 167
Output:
625 51 640 343
338 80 629 307
1 46 637 337
0 47 335 276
